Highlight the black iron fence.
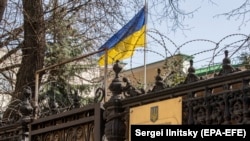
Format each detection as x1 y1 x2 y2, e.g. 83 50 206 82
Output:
30 103 104 141
1 50 250 141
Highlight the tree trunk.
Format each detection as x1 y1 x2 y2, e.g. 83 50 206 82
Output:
18 0 45 98
0 0 7 22
3 0 45 119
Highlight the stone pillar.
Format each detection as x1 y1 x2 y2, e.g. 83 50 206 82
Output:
104 60 126 141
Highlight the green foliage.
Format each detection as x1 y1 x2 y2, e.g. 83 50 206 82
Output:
39 11 96 110
238 52 250 69
164 72 186 87
163 55 187 87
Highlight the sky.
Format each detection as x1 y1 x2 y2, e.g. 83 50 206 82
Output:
122 1 250 70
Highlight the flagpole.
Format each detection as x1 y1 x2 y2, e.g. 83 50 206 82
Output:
144 0 148 91
104 48 108 102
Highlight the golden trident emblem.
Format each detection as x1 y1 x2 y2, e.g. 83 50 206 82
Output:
150 106 158 123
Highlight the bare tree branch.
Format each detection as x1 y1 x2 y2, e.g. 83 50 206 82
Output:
0 43 22 64
0 64 21 73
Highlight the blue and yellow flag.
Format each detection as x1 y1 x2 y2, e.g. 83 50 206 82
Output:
98 6 146 66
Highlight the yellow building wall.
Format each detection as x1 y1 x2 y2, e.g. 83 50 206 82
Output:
122 62 166 90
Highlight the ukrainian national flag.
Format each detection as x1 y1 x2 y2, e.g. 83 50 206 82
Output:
98 6 146 66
